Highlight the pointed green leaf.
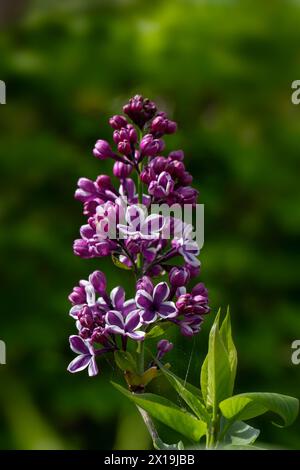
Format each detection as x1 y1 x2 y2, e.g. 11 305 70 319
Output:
200 355 209 405
219 393 299 427
200 310 232 413
219 307 237 395
158 363 210 423
146 323 171 339
112 382 207 442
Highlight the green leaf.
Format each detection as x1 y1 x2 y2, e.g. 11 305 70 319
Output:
200 309 232 413
200 355 209 405
112 382 207 442
219 393 299 427
140 367 158 387
223 421 260 446
219 307 237 396
112 254 132 270
146 323 171 339
114 351 137 374
158 362 210 423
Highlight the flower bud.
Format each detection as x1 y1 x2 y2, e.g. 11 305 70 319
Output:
181 171 193 185
68 286 86 305
185 264 200 279
73 239 90 258
176 293 192 312
93 140 116 160
168 150 184 161
136 276 153 294
165 120 177 134
123 95 156 128
127 124 138 143
109 115 128 130
157 339 173 359
113 161 132 178
89 270 106 294
151 156 168 173
91 326 108 344
169 267 190 287
140 134 165 157
150 116 177 136
78 306 94 328
117 140 132 157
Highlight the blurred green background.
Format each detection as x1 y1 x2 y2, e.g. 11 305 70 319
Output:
0 0 299 449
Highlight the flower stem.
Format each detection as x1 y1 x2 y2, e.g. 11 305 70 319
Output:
137 340 144 375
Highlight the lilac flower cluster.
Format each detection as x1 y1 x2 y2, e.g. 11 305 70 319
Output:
68 95 209 377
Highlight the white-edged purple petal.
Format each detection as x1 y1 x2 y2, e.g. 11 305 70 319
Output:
136 290 153 310
67 354 90 373
69 304 84 318
153 282 169 304
125 310 142 331
159 301 177 319
85 284 96 306
123 299 137 315
69 335 89 355
105 325 124 335
141 309 157 324
88 356 99 376
110 286 125 309
180 250 200 267
127 330 146 341
105 310 124 329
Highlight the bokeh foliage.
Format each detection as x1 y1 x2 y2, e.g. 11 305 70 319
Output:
0 0 299 449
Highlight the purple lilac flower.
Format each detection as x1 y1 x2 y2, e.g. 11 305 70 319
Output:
150 115 177 137
74 224 116 259
108 286 137 316
68 94 210 377
113 161 132 179
68 271 106 320
140 134 165 157
109 115 128 130
169 266 190 287
93 200 124 240
136 281 177 324
175 283 210 337
105 310 145 341
168 150 184 161
67 335 99 376
123 95 157 128
93 140 117 160
171 223 200 267
75 175 118 217
148 171 175 198
118 205 164 240
157 339 173 360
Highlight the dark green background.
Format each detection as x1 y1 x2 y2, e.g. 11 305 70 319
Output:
0 0 299 449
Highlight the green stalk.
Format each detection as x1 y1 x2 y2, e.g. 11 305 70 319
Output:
137 340 144 375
